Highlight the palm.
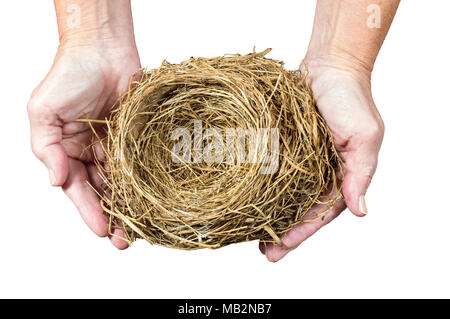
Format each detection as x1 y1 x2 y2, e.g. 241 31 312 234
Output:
28 45 140 248
309 67 383 157
41 48 138 159
263 65 384 262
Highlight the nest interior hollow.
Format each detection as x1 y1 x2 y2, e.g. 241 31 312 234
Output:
98 49 341 250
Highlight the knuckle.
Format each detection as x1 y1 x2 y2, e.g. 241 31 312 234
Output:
298 222 318 239
30 142 43 159
363 119 384 143
27 98 48 119
27 86 40 112
27 86 51 117
27 99 39 117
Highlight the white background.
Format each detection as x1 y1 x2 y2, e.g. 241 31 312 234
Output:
0 0 449 298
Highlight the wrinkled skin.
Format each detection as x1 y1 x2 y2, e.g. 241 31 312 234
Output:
27 44 140 249
262 60 384 262
28 45 383 255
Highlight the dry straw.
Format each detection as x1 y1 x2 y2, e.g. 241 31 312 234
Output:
93 49 341 250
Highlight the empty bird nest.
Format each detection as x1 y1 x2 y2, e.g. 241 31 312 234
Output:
90 49 341 250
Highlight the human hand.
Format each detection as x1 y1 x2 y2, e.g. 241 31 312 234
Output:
27 35 140 249
262 58 384 262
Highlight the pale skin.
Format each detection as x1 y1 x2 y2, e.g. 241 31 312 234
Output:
28 0 399 258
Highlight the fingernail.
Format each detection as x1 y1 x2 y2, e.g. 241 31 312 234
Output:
264 243 273 260
49 169 57 186
359 195 368 215
259 242 267 254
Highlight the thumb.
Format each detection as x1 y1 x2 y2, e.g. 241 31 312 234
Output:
28 103 69 186
341 142 380 217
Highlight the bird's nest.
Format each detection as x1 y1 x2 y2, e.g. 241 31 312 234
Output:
95 49 341 249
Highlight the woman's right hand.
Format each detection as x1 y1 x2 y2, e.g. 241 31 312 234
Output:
27 23 140 249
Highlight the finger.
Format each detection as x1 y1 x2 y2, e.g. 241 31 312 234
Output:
259 241 266 254
62 158 108 237
28 104 69 186
109 228 129 250
341 142 380 217
60 129 106 164
39 143 68 186
265 199 346 262
86 163 105 195
108 216 129 250
87 164 128 249
93 138 107 163
87 163 128 249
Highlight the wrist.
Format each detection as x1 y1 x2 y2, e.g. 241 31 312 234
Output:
303 51 373 84
55 0 136 49
304 51 373 77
